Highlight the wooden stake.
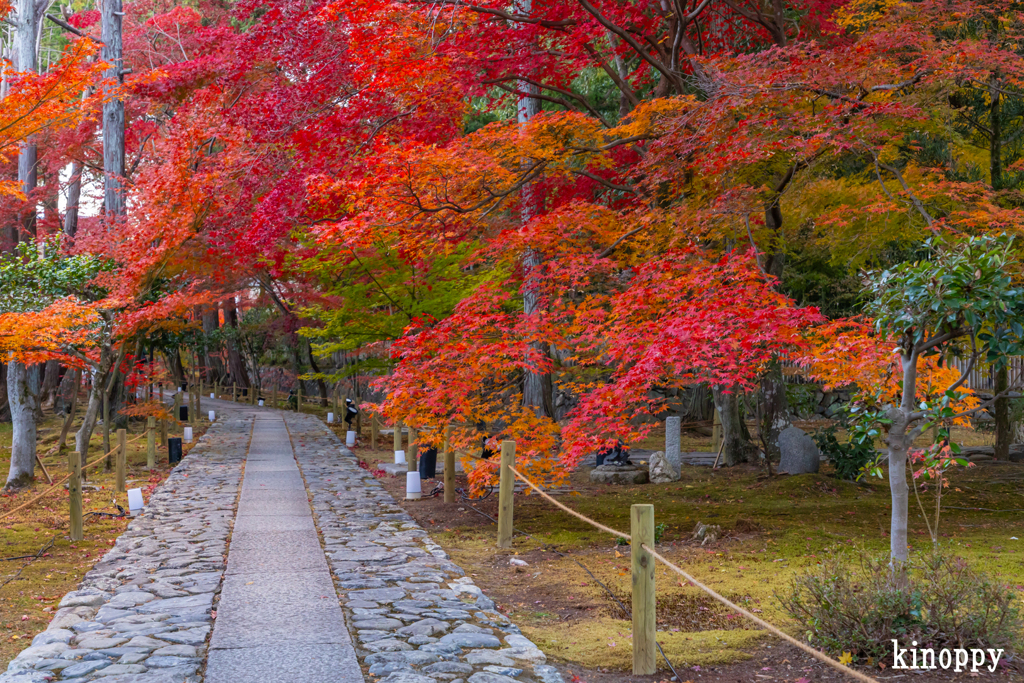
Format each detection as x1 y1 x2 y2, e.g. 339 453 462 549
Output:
272 383 277 409
393 420 402 453
116 428 126 493
371 414 378 451
147 416 156 468
443 425 455 504
497 440 515 548
712 437 726 470
232 383 237 402
160 418 167 449
68 451 83 541
173 391 181 422
631 503 656 675
34 454 52 484
297 382 302 412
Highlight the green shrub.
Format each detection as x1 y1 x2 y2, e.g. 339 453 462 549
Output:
780 551 1022 663
813 426 874 480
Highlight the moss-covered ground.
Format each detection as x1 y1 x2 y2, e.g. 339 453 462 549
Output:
0 408 208 668
349 423 1024 679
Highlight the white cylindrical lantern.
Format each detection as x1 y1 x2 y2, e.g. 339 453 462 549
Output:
183 426 193 443
395 449 406 465
327 412 335 424
210 392 215 399
258 399 264 406
346 431 356 447
208 410 215 421
406 471 422 500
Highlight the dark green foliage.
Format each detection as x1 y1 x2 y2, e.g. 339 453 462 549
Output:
813 426 875 481
781 551 1022 663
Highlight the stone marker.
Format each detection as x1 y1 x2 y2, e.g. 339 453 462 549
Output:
590 463 649 485
665 416 681 470
648 450 680 483
778 425 820 474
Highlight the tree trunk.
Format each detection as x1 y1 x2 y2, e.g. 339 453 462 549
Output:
38 359 61 413
101 0 126 221
15 0 38 242
224 298 250 388
712 385 756 467
758 360 789 462
5 361 40 489
201 304 224 383
63 161 84 237
304 340 328 406
57 368 81 451
886 352 921 566
75 346 115 467
0 363 10 421
163 348 184 387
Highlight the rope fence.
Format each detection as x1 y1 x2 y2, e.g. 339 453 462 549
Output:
502 461 880 683
0 430 148 525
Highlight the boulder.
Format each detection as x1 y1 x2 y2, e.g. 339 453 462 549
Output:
778 426 820 474
647 450 680 484
589 464 648 485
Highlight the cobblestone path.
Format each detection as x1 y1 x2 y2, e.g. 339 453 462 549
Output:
2 403 561 683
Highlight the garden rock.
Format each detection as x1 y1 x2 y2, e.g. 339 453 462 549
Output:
647 450 680 483
589 464 648 485
778 426 820 474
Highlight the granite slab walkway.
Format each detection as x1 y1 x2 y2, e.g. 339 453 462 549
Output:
3 401 560 683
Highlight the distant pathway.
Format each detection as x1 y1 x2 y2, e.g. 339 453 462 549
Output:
2 402 559 683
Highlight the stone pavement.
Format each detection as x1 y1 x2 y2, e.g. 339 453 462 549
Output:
2 400 561 683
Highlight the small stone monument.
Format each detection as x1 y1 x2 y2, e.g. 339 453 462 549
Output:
665 416 681 470
778 426 820 474
648 450 680 483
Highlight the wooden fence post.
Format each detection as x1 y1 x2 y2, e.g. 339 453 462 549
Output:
712 407 722 454
173 391 181 422
631 504 656 675
371 414 378 451
297 382 302 412
116 429 127 493
147 417 156 468
160 418 167 448
272 383 277 408
444 425 455 503
69 451 83 541
497 440 515 548
232 383 237 402
393 420 402 454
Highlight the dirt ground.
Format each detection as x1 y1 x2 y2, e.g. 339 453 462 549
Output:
340 426 1024 683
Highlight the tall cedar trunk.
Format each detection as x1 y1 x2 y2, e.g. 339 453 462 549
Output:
515 14 554 419
989 76 1012 460
224 299 250 388
7 0 40 479
75 346 115 466
63 161 84 237
5 362 40 488
101 0 126 220
201 304 224 383
712 386 755 466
